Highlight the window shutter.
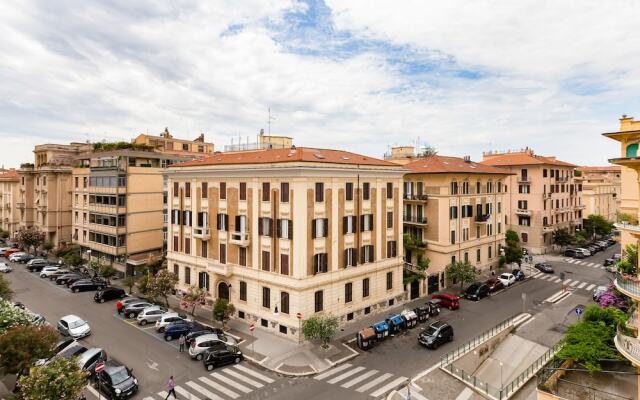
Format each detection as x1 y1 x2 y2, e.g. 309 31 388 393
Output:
217 214 221 230
323 253 328 271
171 210 175 224
311 219 316 239
343 249 348 268
360 215 365 232
369 215 373 229
353 216 358 232
276 219 282 238
343 216 348 234
323 218 328 237
288 220 293 239
360 247 365 264
268 218 273 237
370 245 375 262
224 214 229 230
258 218 263 235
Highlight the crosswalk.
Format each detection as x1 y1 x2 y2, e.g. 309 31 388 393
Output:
314 363 408 398
531 272 597 292
564 259 607 269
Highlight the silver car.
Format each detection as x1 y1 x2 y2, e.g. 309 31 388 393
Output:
188 333 238 360
57 314 91 339
136 306 168 326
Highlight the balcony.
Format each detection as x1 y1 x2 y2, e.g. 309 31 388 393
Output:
193 226 211 240
614 328 640 366
402 194 429 202
229 231 250 247
555 176 569 182
475 214 491 224
403 214 428 225
517 176 530 183
614 273 640 301
615 222 640 237
574 204 586 210
543 225 554 233
16 202 25 209
543 192 552 199
515 208 532 216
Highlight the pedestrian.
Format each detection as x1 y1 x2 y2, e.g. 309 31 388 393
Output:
178 334 185 353
165 376 177 399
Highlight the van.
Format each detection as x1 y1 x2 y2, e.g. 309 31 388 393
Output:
431 293 460 310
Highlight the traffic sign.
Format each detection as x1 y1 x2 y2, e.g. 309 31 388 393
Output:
575 307 583 316
296 312 302 320
249 323 255 332
95 362 105 373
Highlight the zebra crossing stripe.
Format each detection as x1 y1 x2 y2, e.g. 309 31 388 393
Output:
356 373 393 393
186 381 225 400
175 386 202 400
563 279 572 285
341 370 379 388
199 376 240 399
327 366 366 384
570 281 579 287
233 365 274 383
315 363 351 380
222 368 263 388
157 391 168 399
142 398 155 400
567 259 575 263
370 377 409 398
533 272 542 278
586 284 596 291
211 372 252 393
577 282 587 289
552 278 562 283
587 262 595 267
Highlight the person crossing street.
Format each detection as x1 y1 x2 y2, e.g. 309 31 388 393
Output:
165 376 177 399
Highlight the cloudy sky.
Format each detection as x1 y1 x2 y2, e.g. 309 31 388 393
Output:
2 0 639 167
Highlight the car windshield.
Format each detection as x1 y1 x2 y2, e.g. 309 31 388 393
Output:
467 284 479 291
425 326 438 335
68 319 86 329
109 366 131 385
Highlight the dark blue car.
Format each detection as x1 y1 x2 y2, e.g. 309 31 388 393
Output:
164 320 194 341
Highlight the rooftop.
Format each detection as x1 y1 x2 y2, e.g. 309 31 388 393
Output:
481 149 576 167
0 169 18 180
403 155 512 175
577 166 621 172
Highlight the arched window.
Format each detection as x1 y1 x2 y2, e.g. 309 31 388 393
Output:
626 143 638 158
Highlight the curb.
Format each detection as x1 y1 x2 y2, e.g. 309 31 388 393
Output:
271 342 361 377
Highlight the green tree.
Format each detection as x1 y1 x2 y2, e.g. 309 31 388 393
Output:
445 260 477 291
213 298 235 330
504 229 523 265
618 243 638 274
0 325 58 374
136 272 151 295
121 275 136 294
15 228 45 255
16 357 88 400
617 211 638 225
0 228 9 239
0 299 34 335
403 233 430 272
184 286 207 316
574 230 589 247
42 241 54 253
302 313 339 348
420 146 438 157
62 247 83 269
584 215 614 237
147 269 178 307
553 228 574 248
99 264 117 284
0 274 14 300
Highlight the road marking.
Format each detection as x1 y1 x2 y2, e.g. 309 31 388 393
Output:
577 282 587 289
186 381 225 400
552 278 562 283
233 364 274 383
142 397 155 400
586 262 594 266
570 281 579 287
157 391 168 398
533 272 542 278
594 264 602 268
327 366 366 384
356 373 393 393
369 376 408 397
541 275 553 281
566 259 575 264
586 284 596 291
341 369 379 388
199 376 240 398
210 372 252 393
314 363 352 380
175 386 201 400
563 279 572 285
222 368 263 388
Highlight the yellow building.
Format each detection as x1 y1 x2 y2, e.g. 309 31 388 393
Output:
604 115 640 398
401 155 510 299
576 166 620 221
167 146 406 339
133 128 214 156
0 169 20 236
481 149 583 254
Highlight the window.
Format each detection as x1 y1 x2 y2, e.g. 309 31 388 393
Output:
345 283 353 303
185 182 191 198
314 290 324 312
197 272 209 291
239 281 247 301
201 182 208 198
343 216 357 234
498 222 502 233
219 244 226 264
219 182 226 200
315 182 324 202
488 246 493 259
363 182 370 200
280 182 289 202
346 182 354 201
464 252 469 263
197 212 208 228
277 219 293 239
476 181 481 194
313 253 328 274
312 218 328 238
185 267 191 284
173 236 179 251
462 181 469 194
201 242 208 258
517 200 528 209
182 143 189 151
262 287 270 308
240 182 247 201
262 182 270 201
361 245 374 263
344 248 358 267
362 278 370 298
386 182 393 198
280 254 289 275
386 272 393 290
449 206 458 219
387 211 394 229
476 249 481 262
543 169 548 178
262 251 270 271
497 202 502 213
75 177 78 188
522 233 528 242
386 241 397 258
360 214 373 232
239 247 247 266
281 292 290 314
173 264 179 275
184 238 191 254
450 181 458 195
217 213 229 231
450 230 456 245
258 217 273 236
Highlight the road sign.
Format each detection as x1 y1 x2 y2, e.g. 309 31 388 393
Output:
249 323 255 332
575 307 583 316
296 312 302 320
95 362 105 373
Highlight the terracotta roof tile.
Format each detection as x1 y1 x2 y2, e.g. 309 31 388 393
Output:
404 156 512 175
577 166 621 172
173 147 398 168
481 152 576 167
0 169 18 179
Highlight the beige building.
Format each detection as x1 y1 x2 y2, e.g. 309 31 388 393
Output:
481 149 583 254
223 132 293 152
17 143 92 246
133 128 214 156
0 169 20 235
576 166 621 221
166 147 406 339
400 154 510 299
604 115 640 398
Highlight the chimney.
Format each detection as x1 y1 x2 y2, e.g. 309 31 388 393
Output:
463 155 471 163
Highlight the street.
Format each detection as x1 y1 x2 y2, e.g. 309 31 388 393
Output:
4 244 616 400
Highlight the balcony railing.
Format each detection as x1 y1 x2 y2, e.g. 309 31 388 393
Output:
574 204 585 210
517 176 530 183
614 273 640 301
193 226 210 240
475 214 491 223
229 231 250 247
615 222 640 234
402 194 429 201
615 327 640 365
556 176 569 182
16 202 25 209
543 225 554 233
543 193 552 199
403 214 428 225
515 209 532 216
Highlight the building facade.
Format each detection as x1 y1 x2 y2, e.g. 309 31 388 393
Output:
166 147 406 339
401 155 510 299
133 129 214 156
0 169 20 235
604 115 640 398
576 166 621 221
481 149 583 254
17 143 92 246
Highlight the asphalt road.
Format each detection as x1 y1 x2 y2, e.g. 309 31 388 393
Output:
3 243 616 400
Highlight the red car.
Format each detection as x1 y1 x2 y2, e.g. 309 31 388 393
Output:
485 278 505 293
2 248 21 258
431 293 460 310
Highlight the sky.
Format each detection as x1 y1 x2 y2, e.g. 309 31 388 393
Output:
2 0 639 167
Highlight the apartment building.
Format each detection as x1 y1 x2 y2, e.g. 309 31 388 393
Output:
401 155 510 299
481 149 582 254
166 147 406 339
604 115 640 393
576 166 621 221
17 143 92 246
0 169 20 235
132 128 214 156
72 149 192 275
223 132 293 152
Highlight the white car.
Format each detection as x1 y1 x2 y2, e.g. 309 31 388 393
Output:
8 252 26 262
0 262 12 273
155 312 188 332
57 315 91 339
498 273 516 287
575 248 591 257
39 266 60 278
188 333 238 360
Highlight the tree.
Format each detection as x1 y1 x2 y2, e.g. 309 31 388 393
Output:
42 241 54 253
183 286 207 316
574 230 589 247
147 269 178 307
15 228 45 255
618 244 638 275
99 264 117 285
62 246 83 269
213 298 235 330
504 229 523 265
0 299 34 335
617 211 638 225
0 325 58 374
420 146 437 157
302 313 339 348
121 275 136 294
0 274 14 300
16 357 88 400
553 228 573 248
445 260 477 291
584 215 614 237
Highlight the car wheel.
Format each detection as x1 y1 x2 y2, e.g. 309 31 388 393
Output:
206 364 214 371
72 288 78 293
128 312 135 318
165 335 172 341
140 320 147 326
196 354 203 361
100 298 105 303
158 327 165 333
449 335 454 342
234 357 241 364
449 305 453 310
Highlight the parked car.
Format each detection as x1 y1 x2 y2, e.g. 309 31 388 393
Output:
94 287 126 303
2 248 20 257
593 285 608 301
77 348 107 377
605 264 617 273
512 269 525 281
498 273 516 287
94 360 138 399
52 338 76 355
48 342 88 363
575 248 591 257
463 283 490 301
164 320 195 341
136 306 168 326
116 297 141 314
47 269 72 280
0 262 12 273
57 315 91 339
534 263 554 273
613 253 622 260
485 278 505 293
70 279 106 293
26 259 51 271
188 333 238 360
9 252 34 263
39 266 61 278
604 258 616 267
123 302 154 319
564 249 585 259
203 345 243 371
185 325 221 346
31 313 46 326
65 274 87 286
156 313 190 333
56 273 84 285
417 321 454 349
431 293 460 310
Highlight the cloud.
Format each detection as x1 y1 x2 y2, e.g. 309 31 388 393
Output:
1 0 638 168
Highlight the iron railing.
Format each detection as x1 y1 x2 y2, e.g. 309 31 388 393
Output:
615 327 640 364
614 273 640 300
403 214 428 224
